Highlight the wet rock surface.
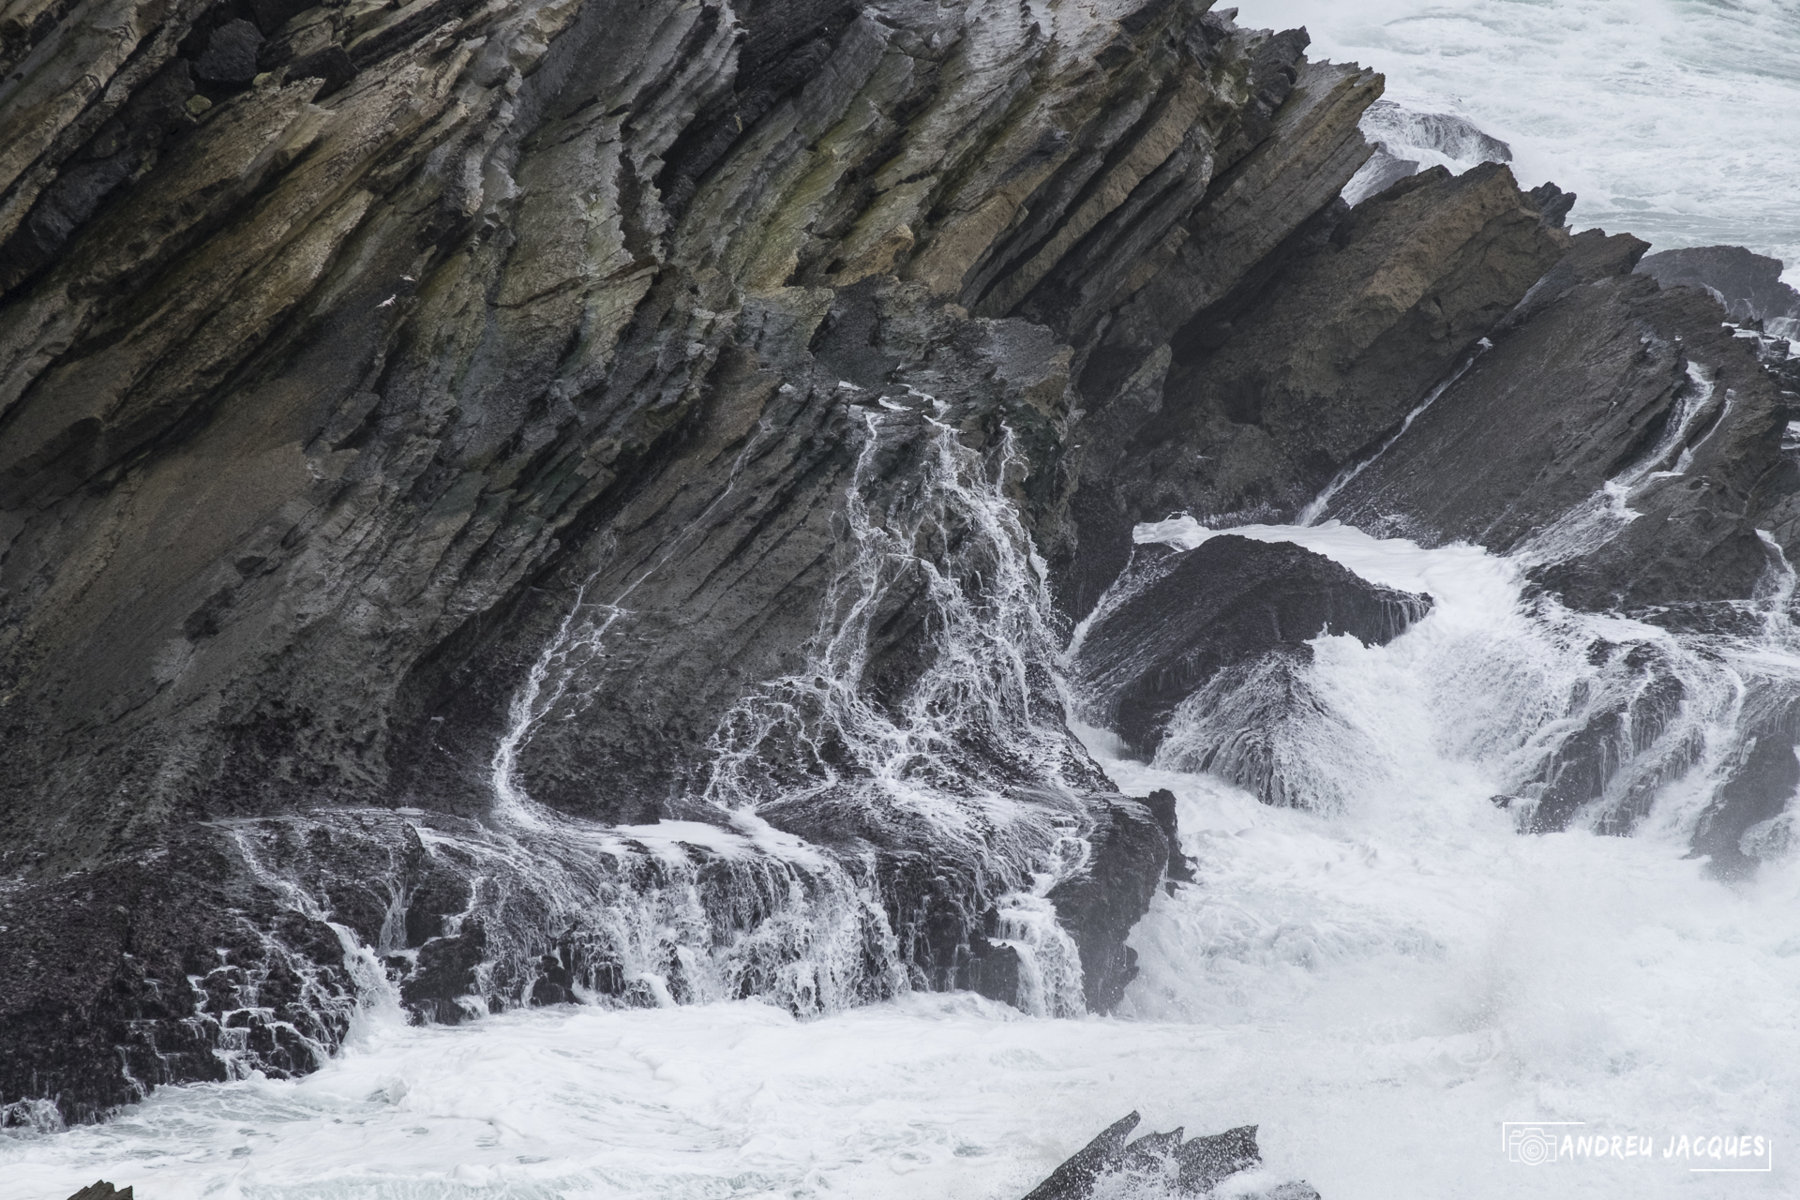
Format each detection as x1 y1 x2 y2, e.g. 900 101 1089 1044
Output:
1045 796 1171 1010
1341 98 1512 206
1637 244 1800 332
1060 161 1565 613
1073 536 1431 758
0 0 1346 1119
4 0 1800 1135
1021 1111 1319 1200
1324 259 1788 628
65 1184 133 1200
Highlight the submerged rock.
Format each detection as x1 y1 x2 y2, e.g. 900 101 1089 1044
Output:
1021 1112 1319 1200
66 1184 134 1200
1073 536 1431 759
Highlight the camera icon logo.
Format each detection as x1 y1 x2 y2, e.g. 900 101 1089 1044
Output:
1508 1126 1558 1165
1502 1121 1582 1166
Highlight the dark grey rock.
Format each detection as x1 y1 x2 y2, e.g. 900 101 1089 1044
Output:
194 20 264 85
1046 796 1170 1011
1021 1113 1314 1199
1519 640 1696 835
1143 787 1195 883
1150 649 1345 811
2 0 1793 1133
1526 181 1577 230
401 923 489 1025
1023 1112 1145 1200
1326 272 1787 628
1074 536 1431 759
1056 56 1386 614
1 0 1347 1118
1692 694 1800 878
66 1184 134 1200
1060 161 1566 614
1637 244 1800 331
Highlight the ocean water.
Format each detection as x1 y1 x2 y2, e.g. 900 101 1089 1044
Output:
1242 0 1800 283
8 521 1799 1199
8 7 1800 1198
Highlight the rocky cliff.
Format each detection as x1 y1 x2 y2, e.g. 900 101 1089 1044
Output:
1 0 1795 1127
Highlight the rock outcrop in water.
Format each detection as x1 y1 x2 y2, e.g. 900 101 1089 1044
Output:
1061 160 1567 613
1074 535 1431 760
4 0 1800 1130
1324 248 1787 627
0 0 1377 1124
64 1184 132 1200
1637 244 1800 334
1020 1112 1318 1200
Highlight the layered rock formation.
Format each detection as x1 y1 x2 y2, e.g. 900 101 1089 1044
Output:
1060 161 1568 613
1073 534 1430 759
3 0 1798 1133
1638 244 1800 334
1020 1112 1318 1200
0 0 1382 1124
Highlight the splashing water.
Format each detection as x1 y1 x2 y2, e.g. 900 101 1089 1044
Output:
127 391 1102 1085
9 505 1800 1197
14 345 1800 1198
415 394 1104 1021
1240 0 1800 282
692 398 1094 1014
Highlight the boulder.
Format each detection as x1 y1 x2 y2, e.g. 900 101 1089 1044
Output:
1046 796 1172 1011
1020 1112 1319 1200
1692 694 1800 878
1074 536 1431 758
1151 649 1362 812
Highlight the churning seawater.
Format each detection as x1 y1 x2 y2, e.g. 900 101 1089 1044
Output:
1243 0 1800 283
9 7 1800 1197
8 520 1800 1199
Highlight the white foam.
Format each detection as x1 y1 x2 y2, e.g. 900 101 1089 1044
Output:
1241 0 1800 285
12 518 1800 1197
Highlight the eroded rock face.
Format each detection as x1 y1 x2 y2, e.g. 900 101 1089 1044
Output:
1073 535 1431 759
6 0 1794 1135
1637 244 1800 332
1324 259 1788 630
0 0 1398 1122
1058 161 1567 613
